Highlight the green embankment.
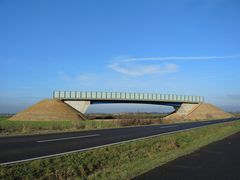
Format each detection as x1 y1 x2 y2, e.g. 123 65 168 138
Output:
0 117 119 135
0 116 164 136
1 120 240 180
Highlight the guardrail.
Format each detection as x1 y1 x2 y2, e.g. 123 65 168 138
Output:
53 91 204 103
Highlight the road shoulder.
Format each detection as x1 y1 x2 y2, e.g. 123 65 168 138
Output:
135 132 240 180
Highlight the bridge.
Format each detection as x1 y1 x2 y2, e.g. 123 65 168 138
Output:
53 91 204 113
9 90 232 122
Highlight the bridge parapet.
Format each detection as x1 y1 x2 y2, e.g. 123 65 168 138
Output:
53 91 204 104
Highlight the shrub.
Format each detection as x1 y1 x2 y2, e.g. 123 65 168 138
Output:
118 119 155 126
74 122 86 129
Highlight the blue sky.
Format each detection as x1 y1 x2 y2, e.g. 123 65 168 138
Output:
0 0 240 113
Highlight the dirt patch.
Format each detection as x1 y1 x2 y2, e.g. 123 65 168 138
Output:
9 99 87 121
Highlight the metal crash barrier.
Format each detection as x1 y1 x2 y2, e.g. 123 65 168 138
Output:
53 91 204 103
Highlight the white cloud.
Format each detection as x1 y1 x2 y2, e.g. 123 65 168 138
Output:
58 72 94 83
115 54 240 63
108 62 178 76
108 54 239 76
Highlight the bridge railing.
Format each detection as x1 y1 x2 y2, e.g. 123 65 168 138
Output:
53 91 204 103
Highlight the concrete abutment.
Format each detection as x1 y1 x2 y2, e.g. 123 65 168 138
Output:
164 103 234 121
64 100 90 114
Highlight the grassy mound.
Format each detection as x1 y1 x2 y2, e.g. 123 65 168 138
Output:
9 99 86 121
164 103 234 121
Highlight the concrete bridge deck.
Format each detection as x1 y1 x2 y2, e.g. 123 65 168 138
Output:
53 91 204 114
53 91 204 104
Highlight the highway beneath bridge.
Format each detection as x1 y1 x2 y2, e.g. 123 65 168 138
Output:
0 118 238 165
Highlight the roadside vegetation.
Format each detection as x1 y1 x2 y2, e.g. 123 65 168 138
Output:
232 112 240 118
88 113 167 120
1 120 240 179
0 116 118 135
0 114 166 136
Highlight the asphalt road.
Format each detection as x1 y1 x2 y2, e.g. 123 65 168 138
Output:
0 118 238 165
135 131 240 180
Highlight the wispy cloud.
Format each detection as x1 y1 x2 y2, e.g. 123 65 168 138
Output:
58 72 94 84
108 54 239 76
108 62 178 76
115 54 240 63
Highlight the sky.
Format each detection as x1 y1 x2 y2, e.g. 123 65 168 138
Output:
0 0 240 113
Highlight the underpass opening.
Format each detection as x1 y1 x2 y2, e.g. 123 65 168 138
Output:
87 103 175 114
85 103 176 120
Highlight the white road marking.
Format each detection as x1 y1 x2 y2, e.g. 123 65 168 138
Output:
0 119 236 166
0 126 210 166
160 125 178 129
37 134 100 143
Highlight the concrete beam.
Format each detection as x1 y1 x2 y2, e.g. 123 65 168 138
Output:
64 100 90 113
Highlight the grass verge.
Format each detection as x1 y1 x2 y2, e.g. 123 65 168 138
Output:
1 120 240 179
0 116 163 136
0 116 119 136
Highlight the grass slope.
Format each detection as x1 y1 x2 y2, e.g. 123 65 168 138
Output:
0 116 118 135
1 120 240 179
0 116 163 136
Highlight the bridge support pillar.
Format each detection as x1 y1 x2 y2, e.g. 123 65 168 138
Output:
173 103 199 117
64 100 90 113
